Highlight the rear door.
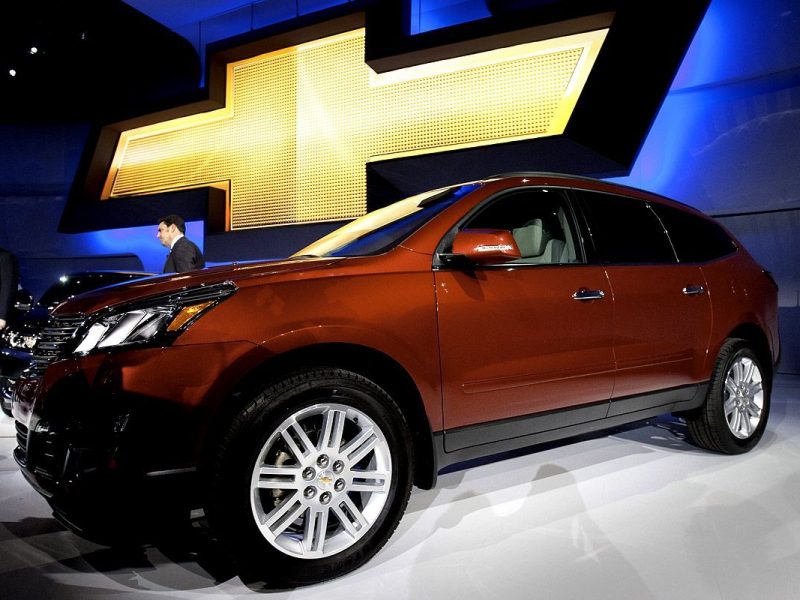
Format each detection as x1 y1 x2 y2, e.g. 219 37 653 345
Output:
574 190 713 403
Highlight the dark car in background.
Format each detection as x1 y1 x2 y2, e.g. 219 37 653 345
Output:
1 271 154 415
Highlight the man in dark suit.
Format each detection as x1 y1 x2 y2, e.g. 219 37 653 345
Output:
0 247 18 331
157 214 205 273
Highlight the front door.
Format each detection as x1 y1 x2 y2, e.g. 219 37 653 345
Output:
435 188 616 447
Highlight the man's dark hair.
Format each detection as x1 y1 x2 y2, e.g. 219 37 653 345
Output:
158 214 186 234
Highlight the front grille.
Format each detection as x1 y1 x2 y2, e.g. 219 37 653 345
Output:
28 315 86 377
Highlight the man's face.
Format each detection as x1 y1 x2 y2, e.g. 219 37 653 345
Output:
157 222 178 248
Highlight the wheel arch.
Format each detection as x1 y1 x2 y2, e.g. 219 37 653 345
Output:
204 342 438 490
725 323 774 382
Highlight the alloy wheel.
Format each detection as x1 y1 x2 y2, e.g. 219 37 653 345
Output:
250 402 393 559
723 355 764 439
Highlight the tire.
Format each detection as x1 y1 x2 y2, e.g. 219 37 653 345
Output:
686 338 771 454
205 368 413 586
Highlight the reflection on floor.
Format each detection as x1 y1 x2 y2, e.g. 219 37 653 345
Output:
1 375 799 599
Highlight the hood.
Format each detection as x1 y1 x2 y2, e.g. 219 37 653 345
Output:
52 256 344 316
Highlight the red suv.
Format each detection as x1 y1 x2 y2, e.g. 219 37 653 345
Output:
12 173 779 585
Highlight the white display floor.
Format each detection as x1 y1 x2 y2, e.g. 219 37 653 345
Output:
2 375 799 599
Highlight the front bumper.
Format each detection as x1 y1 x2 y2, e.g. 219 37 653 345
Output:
12 364 200 538
11 341 264 538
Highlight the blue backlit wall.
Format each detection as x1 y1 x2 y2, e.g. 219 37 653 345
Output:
408 0 491 34
607 0 800 212
90 220 205 274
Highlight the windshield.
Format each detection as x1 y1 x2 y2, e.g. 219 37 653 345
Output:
294 183 480 258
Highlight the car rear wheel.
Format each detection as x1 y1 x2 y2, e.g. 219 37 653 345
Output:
686 338 770 454
205 368 413 586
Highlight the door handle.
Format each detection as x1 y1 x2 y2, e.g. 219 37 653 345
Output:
572 289 605 301
682 285 706 296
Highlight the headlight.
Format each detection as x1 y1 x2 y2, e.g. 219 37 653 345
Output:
72 281 237 355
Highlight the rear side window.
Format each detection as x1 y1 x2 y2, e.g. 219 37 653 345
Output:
575 191 676 264
650 203 737 263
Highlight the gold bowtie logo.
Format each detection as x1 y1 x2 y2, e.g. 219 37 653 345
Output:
98 21 605 230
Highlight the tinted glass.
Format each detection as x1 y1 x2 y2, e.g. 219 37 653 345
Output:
462 188 581 264
576 191 676 264
650 203 737 263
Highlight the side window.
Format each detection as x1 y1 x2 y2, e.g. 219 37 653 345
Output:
576 191 677 264
650 203 737 263
462 189 581 264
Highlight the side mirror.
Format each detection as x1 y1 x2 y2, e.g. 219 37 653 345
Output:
447 229 521 265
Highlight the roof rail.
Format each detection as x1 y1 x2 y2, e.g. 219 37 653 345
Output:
485 171 603 182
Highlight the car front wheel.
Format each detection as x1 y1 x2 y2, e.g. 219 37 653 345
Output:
206 368 413 586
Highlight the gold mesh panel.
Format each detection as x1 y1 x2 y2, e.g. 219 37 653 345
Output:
107 28 607 229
